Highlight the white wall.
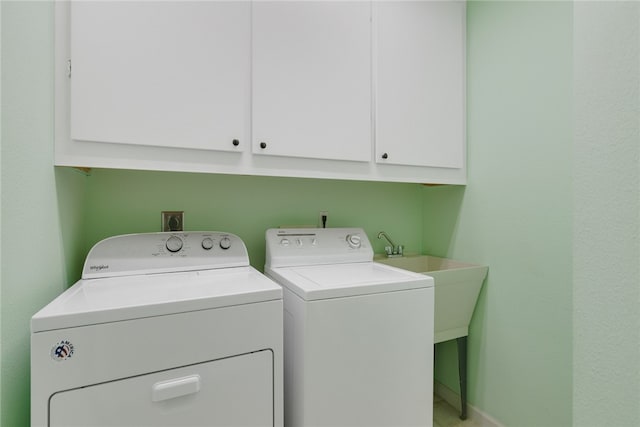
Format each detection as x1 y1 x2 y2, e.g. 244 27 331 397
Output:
573 3 640 426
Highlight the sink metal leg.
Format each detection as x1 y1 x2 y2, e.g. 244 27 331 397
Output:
457 336 468 420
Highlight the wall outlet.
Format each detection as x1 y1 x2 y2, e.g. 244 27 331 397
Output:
318 211 329 228
162 211 184 232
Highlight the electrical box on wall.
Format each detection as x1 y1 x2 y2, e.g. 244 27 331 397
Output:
162 211 184 232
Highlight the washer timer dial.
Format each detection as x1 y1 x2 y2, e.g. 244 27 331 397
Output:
165 235 183 253
346 234 362 249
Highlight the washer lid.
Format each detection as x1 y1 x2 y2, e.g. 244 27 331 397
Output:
266 262 433 301
31 266 282 332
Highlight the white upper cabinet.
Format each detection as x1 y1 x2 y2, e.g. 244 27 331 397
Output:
70 1 250 152
252 2 372 162
375 1 465 169
55 1 466 184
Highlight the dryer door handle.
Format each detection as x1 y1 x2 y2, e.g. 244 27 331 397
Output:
151 374 201 402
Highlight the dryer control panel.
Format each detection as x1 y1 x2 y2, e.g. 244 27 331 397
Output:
82 232 248 279
265 227 373 268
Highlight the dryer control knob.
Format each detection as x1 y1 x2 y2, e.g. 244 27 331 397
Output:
346 234 362 249
201 237 214 250
166 235 183 253
219 237 232 250
280 238 290 246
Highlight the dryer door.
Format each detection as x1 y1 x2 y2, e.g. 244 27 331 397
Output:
49 350 273 426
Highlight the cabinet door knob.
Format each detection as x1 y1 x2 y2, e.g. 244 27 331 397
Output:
232 139 239 146
382 152 388 159
260 142 267 149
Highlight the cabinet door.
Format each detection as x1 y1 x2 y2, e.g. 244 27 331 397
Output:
375 1 465 168
252 2 372 162
70 1 250 152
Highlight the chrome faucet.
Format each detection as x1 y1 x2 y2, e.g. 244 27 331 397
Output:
377 231 404 257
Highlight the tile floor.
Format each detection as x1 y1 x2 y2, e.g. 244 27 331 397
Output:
434 394 481 427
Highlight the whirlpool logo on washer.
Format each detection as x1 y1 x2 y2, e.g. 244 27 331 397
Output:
51 340 74 361
89 264 109 271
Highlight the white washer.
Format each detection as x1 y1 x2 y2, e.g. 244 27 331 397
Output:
31 231 283 427
264 228 435 427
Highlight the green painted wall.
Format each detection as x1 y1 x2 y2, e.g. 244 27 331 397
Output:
83 169 424 271
0 0 4 416
0 2 88 425
424 2 573 426
573 3 640 426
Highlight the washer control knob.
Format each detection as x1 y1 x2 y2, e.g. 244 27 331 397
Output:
219 237 232 250
166 235 183 253
201 237 214 250
280 238 290 246
346 234 362 249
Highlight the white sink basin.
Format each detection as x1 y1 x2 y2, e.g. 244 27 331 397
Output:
374 255 488 343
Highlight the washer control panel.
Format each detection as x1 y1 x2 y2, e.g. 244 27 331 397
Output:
265 227 373 268
82 231 248 279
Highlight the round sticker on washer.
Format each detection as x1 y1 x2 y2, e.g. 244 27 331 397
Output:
51 340 74 361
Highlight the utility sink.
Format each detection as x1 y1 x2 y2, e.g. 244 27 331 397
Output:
374 255 488 343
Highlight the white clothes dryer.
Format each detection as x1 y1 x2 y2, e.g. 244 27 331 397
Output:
31 231 283 427
264 228 435 427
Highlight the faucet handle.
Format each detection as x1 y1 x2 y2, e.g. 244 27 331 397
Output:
384 246 393 256
397 245 404 256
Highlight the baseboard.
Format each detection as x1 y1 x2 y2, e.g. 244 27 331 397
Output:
434 381 505 427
